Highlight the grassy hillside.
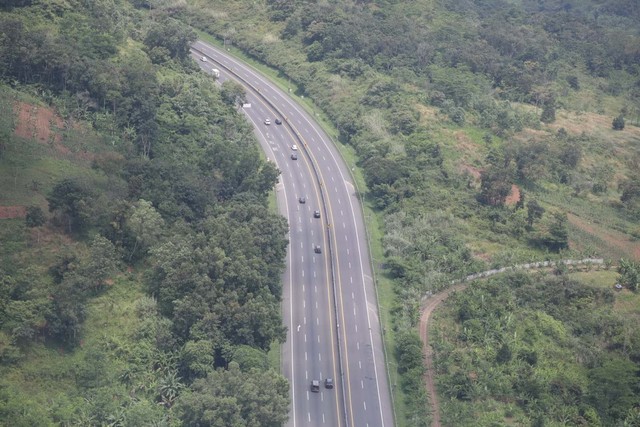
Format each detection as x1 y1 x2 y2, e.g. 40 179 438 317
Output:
431 269 640 426
174 0 640 424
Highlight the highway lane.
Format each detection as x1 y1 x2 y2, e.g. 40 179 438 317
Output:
191 51 343 426
192 42 394 427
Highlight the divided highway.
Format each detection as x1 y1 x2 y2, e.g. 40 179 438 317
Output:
192 41 394 427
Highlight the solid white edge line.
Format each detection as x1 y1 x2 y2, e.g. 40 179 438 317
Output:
211 41 387 426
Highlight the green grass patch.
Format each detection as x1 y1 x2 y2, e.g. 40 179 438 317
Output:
82 275 147 346
0 275 147 420
570 270 618 289
0 138 96 206
267 340 280 372
571 270 640 319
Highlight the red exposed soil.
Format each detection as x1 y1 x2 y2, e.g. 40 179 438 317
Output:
0 206 27 219
3 102 99 221
458 164 481 180
14 101 65 147
504 184 521 206
13 101 95 162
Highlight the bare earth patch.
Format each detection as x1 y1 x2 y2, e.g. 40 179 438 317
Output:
453 130 479 154
0 206 27 219
504 184 521 206
13 100 96 163
415 103 439 125
14 101 64 145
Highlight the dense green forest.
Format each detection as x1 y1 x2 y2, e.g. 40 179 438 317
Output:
2 0 640 426
0 1 288 425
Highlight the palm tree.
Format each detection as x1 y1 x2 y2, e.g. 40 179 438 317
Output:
158 371 184 408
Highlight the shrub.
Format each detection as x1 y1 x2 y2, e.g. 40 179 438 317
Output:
612 114 625 130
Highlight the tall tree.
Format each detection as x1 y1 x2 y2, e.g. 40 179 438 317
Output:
478 163 514 206
127 199 165 261
176 362 289 427
144 17 196 62
47 178 94 234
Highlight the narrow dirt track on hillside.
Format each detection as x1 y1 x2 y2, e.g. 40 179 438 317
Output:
419 284 467 427
419 259 604 427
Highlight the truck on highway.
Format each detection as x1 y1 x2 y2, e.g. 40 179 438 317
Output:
211 68 220 78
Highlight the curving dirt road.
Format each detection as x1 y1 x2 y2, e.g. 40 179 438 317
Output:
419 284 466 427
419 258 604 427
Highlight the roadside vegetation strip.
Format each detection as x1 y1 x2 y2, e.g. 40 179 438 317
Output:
419 258 604 427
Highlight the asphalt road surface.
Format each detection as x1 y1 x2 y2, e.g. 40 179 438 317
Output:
191 41 394 427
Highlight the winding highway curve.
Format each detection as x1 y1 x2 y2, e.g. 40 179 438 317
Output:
191 41 395 427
